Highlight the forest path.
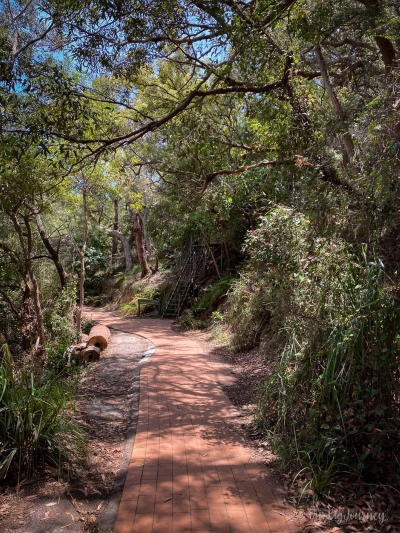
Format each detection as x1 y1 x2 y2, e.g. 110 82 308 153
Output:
84 308 300 533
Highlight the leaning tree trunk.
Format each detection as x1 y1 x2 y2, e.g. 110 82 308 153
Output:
132 210 149 278
76 187 88 334
35 208 68 288
103 228 133 272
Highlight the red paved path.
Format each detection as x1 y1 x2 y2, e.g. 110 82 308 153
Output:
85 310 300 533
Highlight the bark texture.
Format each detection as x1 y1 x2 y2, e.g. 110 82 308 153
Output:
133 210 150 278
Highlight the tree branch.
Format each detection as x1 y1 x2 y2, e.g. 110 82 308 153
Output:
0 289 20 318
51 61 292 157
31 254 53 260
12 22 55 62
124 30 223 46
200 159 292 194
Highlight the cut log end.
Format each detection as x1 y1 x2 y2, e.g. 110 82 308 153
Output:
80 345 100 364
87 324 111 351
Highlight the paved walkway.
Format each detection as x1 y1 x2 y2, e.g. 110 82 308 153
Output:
85 310 300 533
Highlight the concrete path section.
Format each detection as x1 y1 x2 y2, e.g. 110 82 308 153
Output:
85 310 300 533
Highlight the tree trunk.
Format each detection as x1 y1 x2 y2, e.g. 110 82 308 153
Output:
202 232 221 279
374 35 396 70
20 282 34 350
10 212 46 348
111 198 119 265
133 210 150 278
139 207 153 261
104 228 133 271
315 44 355 166
27 262 46 348
76 186 88 333
35 208 68 288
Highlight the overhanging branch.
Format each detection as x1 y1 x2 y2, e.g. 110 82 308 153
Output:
200 159 293 194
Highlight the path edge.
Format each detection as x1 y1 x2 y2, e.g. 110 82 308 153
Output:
97 329 156 533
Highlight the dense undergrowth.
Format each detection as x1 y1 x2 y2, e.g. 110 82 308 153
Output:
224 206 400 492
180 275 236 329
0 284 86 485
165 205 400 495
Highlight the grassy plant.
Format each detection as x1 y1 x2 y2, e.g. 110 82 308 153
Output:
177 277 236 330
258 249 400 483
179 309 203 330
0 346 85 483
81 318 94 335
84 294 109 307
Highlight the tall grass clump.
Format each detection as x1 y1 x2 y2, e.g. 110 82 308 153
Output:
0 346 85 483
227 205 400 487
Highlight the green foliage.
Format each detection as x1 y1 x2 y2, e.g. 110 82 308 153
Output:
44 284 77 343
0 346 85 483
81 318 95 335
44 284 79 373
227 206 346 350
179 309 203 330
178 276 236 330
191 276 237 318
84 294 108 307
232 208 400 482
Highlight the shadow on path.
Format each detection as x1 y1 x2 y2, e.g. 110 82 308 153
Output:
84 308 303 533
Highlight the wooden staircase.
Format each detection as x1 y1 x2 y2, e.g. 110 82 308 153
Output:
160 239 224 318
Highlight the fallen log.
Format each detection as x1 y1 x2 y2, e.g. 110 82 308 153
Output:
87 324 111 351
71 342 87 357
80 333 89 343
80 345 100 364
71 342 87 363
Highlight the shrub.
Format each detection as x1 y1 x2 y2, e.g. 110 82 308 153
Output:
0 346 85 483
44 284 79 374
226 206 346 350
